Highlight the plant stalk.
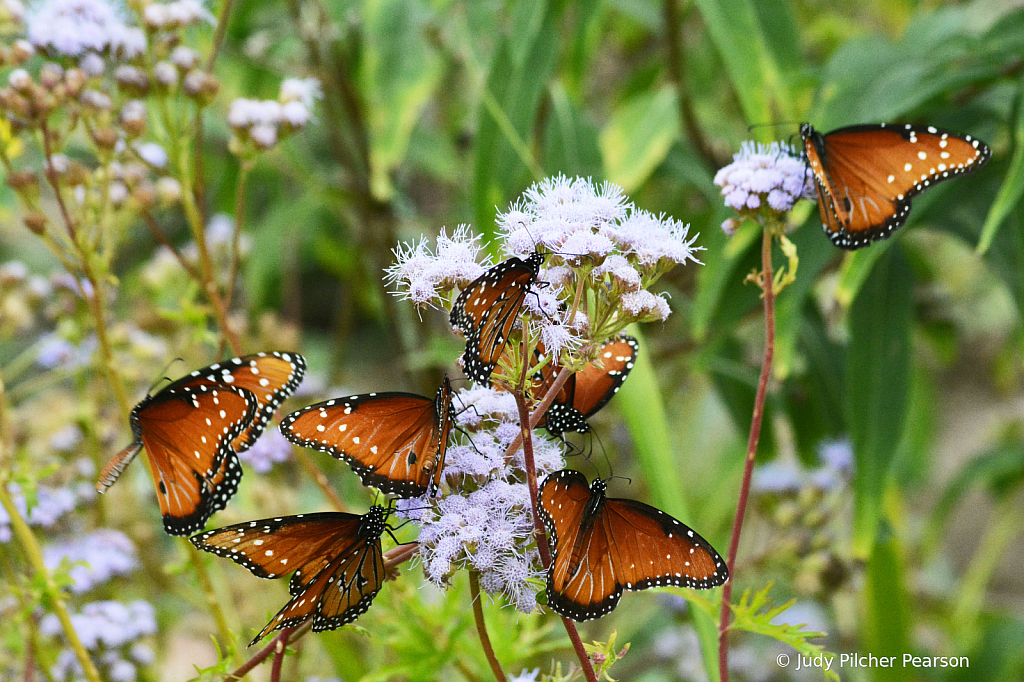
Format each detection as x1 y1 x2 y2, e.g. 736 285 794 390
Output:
718 227 776 682
470 571 507 682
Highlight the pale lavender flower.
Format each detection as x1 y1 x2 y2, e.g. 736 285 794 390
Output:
751 461 803 494
79 51 105 76
385 226 490 307
818 439 853 473
592 253 642 292
714 140 815 231
620 289 671 322
280 77 323 108
509 669 541 682
43 600 156 682
49 425 83 452
152 61 177 86
27 0 146 58
8 68 30 89
43 530 138 593
249 123 278 149
36 333 96 369
168 45 198 69
281 100 310 127
134 142 167 168
237 428 291 473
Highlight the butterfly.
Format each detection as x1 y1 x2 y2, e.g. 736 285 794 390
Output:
450 253 544 385
800 123 990 250
538 469 728 621
190 506 393 645
280 377 455 497
533 335 639 437
98 352 306 536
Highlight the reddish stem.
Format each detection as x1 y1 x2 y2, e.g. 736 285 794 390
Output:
513 391 597 682
269 629 290 682
718 228 776 682
470 570 508 682
226 626 300 681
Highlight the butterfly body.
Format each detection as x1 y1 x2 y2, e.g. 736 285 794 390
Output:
280 377 455 497
191 506 392 645
538 469 728 621
99 352 306 536
450 253 544 385
535 335 639 437
800 122 990 250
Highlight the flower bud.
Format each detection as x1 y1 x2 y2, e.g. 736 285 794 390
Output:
119 100 147 137
182 71 219 103
132 182 156 209
80 89 112 111
114 66 149 96
63 68 86 96
8 68 31 92
153 61 177 88
170 46 200 71
91 127 118 151
65 161 89 187
25 211 47 234
6 170 38 197
155 176 181 205
11 40 33 65
39 63 64 90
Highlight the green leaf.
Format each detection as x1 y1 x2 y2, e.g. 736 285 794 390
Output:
846 246 913 557
862 525 912 682
691 0 790 125
707 582 839 681
600 85 679 192
616 325 689 521
543 81 603 179
361 0 443 200
978 74 1024 254
471 0 562 236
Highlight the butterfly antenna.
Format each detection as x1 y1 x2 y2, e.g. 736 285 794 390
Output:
147 357 185 396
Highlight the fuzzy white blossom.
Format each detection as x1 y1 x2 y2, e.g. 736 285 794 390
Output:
280 77 322 108
27 0 146 58
384 225 490 307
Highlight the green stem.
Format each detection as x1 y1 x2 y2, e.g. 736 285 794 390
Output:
718 227 776 682
469 571 507 682
188 545 240 663
0 483 102 682
952 496 1024 651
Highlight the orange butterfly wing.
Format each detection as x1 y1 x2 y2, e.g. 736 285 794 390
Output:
451 254 543 385
539 469 728 622
191 508 390 645
535 336 638 436
134 384 255 535
801 123 989 249
195 352 306 452
280 377 454 497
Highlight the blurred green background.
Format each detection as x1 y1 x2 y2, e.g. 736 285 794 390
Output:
2 0 1023 680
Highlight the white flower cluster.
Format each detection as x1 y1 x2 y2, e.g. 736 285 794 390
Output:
228 78 322 150
384 225 491 307
26 0 146 59
713 140 815 234
142 0 212 30
398 386 565 614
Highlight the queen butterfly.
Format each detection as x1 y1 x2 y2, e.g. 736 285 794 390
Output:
450 253 544 385
538 469 727 621
533 335 639 437
279 377 455 497
97 352 306 536
191 506 393 645
800 123 990 250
